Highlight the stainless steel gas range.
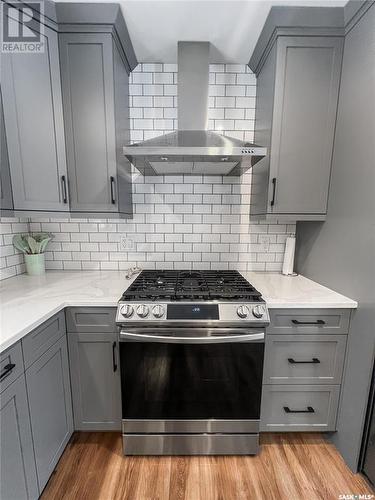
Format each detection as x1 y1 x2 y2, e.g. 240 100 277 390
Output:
116 270 269 456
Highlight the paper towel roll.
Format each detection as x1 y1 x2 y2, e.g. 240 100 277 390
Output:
282 235 296 275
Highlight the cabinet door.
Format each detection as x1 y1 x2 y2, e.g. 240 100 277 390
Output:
26 336 73 492
1 18 68 212
0 88 14 214
269 36 343 215
113 41 133 217
0 375 39 500
68 332 121 430
59 33 118 213
251 44 277 216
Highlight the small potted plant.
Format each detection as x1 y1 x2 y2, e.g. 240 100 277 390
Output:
13 233 54 276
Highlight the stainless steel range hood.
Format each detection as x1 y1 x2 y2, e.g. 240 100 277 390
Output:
123 42 266 176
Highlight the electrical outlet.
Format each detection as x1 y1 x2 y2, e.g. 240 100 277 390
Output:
259 235 271 252
120 236 135 251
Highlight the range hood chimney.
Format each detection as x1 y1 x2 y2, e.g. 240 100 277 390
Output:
123 42 266 176
178 42 209 131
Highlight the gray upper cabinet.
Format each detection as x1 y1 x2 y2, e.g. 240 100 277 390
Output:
250 24 344 221
25 335 73 492
1 2 135 218
68 331 121 430
0 89 14 215
1 16 69 213
0 375 39 500
59 33 133 217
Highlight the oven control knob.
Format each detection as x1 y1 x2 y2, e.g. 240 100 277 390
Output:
120 304 134 318
137 304 149 318
252 305 265 319
152 305 165 318
237 305 250 319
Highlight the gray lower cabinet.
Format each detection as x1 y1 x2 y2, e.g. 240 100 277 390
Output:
59 33 132 217
25 336 73 492
261 308 351 431
0 375 39 500
1 15 68 213
68 331 121 430
250 34 344 221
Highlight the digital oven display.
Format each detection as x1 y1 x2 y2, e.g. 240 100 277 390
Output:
167 304 219 320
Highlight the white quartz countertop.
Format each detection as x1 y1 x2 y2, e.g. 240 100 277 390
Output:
0 270 357 353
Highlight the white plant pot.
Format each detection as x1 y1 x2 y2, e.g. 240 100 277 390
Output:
25 253 45 276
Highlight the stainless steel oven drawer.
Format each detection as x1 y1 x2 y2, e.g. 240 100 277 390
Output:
122 434 259 455
122 419 259 434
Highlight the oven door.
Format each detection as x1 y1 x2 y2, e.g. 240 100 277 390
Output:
119 328 264 432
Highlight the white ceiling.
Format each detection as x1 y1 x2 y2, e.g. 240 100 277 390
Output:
56 0 347 63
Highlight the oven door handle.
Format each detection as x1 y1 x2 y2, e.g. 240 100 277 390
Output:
119 331 264 344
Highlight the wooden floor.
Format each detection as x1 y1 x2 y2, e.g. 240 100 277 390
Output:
42 432 373 500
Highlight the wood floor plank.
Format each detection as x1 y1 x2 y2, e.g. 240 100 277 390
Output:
41 432 374 500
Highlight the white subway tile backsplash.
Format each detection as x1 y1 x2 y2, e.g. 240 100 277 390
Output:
226 85 246 97
215 96 236 108
163 63 178 73
225 64 245 73
236 97 256 109
142 63 163 73
154 96 174 108
215 73 236 85
132 72 153 84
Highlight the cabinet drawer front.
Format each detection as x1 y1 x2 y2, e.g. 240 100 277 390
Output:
268 309 350 335
260 385 340 432
66 307 116 333
263 335 347 384
22 311 66 368
0 342 24 394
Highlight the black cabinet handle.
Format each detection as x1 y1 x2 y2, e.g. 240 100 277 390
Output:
288 357 320 364
61 176 68 204
283 406 315 414
112 342 117 372
270 177 277 206
110 176 116 204
291 319 326 326
0 363 16 381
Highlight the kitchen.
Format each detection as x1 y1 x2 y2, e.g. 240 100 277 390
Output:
0 0 374 498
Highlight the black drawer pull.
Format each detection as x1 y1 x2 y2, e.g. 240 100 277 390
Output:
288 357 320 364
291 319 326 326
0 363 16 381
112 342 117 372
283 406 315 414
61 175 68 204
270 177 277 206
110 176 116 204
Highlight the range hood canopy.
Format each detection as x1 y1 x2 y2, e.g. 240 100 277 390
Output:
124 42 266 176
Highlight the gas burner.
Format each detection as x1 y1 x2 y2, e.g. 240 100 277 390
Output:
121 270 263 303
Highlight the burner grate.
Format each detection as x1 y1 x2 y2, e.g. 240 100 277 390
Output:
121 270 263 302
